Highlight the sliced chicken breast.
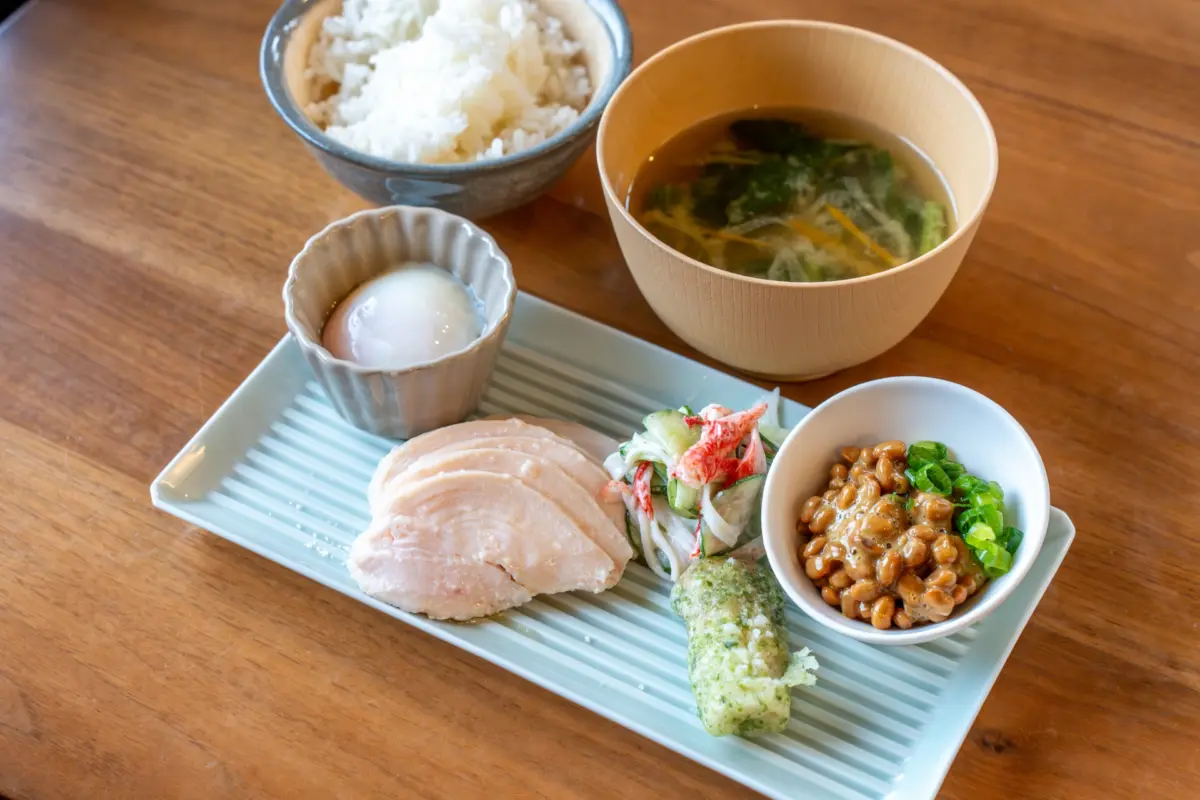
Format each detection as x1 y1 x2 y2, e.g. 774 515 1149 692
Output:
350 527 533 620
367 418 599 510
352 470 619 619
396 448 633 565
370 434 613 517
483 414 621 463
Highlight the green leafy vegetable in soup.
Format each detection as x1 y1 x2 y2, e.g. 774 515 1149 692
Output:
630 110 954 282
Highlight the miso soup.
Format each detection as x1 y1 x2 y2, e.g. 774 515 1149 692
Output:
628 109 956 283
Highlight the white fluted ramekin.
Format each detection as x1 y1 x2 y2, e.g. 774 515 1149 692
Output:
283 206 516 438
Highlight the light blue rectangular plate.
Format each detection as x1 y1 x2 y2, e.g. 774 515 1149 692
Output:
151 292 1073 800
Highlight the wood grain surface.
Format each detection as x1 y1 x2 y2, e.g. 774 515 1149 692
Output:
1 0 1198 798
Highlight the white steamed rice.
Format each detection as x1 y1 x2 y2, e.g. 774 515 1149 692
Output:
306 0 592 164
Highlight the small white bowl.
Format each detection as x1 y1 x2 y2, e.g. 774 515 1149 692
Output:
283 206 516 438
762 377 1050 645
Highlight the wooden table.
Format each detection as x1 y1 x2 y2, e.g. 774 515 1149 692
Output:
1 0 1197 797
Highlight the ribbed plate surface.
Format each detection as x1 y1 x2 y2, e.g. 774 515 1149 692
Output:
151 293 1074 800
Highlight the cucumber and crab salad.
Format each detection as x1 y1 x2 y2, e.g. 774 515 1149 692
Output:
603 394 790 581
671 555 818 736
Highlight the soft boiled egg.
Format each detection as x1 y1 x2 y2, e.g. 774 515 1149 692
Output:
322 263 483 370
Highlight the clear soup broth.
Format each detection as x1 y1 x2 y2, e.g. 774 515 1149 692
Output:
627 109 956 283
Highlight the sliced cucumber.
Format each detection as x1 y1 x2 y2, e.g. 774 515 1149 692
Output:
714 475 767 528
758 423 789 452
697 525 725 558
678 405 695 415
668 478 701 519
644 409 701 461
699 475 767 557
650 464 668 496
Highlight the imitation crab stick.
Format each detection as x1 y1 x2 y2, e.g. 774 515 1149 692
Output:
674 402 768 488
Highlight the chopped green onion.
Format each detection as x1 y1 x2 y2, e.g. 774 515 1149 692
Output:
954 487 1024 576
986 548 1011 576
905 462 953 495
940 461 966 481
956 505 1002 537
968 536 1013 577
969 486 1004 511
964 522 996 543
952 474 988 497
945 464 1023 576
1001 525 1024 555
906 441 947 468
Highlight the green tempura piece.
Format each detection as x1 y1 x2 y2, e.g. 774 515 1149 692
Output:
670 556 818 737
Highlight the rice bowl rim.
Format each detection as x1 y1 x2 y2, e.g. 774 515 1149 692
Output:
260 0 633 175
